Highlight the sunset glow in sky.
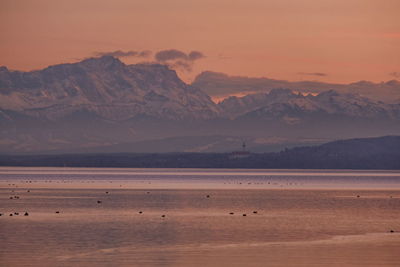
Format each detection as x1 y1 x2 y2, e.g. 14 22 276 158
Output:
1 0 399 83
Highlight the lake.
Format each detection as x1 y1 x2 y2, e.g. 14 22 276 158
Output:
1 167 400 266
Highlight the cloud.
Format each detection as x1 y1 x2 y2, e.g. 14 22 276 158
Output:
389 72 400 78
297 72 328 77
94 50 152 58
188 51 205 61
154 49 205 71
155 49 188 62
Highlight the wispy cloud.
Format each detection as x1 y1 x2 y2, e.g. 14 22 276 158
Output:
389 72 400 78
94 50 152 58
154 49 205 71
297 72 328 77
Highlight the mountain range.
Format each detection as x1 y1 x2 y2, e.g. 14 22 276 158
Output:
193 71 400 103
1 56 399 153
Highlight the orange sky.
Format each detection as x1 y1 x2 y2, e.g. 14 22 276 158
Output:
0 0 399 83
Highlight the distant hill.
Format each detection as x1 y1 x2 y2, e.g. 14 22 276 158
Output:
1 136 399 169
265 135 400 169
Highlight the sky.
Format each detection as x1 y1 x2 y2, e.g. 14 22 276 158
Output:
0 0 399 83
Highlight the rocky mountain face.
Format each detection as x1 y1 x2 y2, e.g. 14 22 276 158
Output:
0 56 219 121
0 57 400 153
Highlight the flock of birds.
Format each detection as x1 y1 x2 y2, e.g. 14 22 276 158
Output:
1 187 261 219
0 179 398 234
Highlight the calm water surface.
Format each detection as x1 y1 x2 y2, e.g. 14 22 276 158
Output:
1 167 400 266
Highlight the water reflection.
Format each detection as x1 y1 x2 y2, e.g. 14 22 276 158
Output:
0 168 400 266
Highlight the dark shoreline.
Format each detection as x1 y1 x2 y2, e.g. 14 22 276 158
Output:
2 136 399 170
1 151 399 170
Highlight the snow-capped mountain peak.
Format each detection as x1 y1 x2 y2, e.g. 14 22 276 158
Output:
0 56 219 120
218 89 400 121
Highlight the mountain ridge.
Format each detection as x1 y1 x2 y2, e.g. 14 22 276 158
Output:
218 88 400 121
0 56 220 120
193 71 400 103
1 56 399 153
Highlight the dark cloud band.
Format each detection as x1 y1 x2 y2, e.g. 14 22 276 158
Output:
155 49 205 62
94 50 152 58
93 49 205 72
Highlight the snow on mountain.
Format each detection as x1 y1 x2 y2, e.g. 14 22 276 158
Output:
311 90 400 118
193 71 400 103
219 89 302 118
2 58 398 122
1 58 400 153
219 89 400 121
0 56 219 120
